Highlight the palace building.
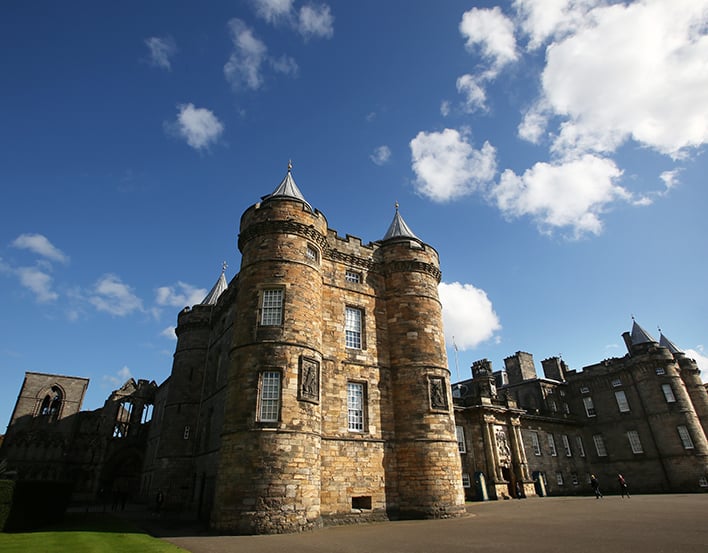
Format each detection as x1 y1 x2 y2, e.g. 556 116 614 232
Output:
2 165 706 533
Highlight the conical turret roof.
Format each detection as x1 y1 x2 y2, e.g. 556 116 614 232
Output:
263 161 312 210
200 263 228 306
383 203 419 241
630 319 657 345
659 333 683 355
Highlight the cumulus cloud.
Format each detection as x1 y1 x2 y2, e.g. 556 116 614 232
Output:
253 0 294 24
370 145 391 166
459 6 518 72
490 155 628 237
439 281 501 350
456 74 487 113
156 282 208 308
172 103 224 150
686 346 708 382
89 274 143 316
145 36 177 71
161 326 177 340
298 4 334 40
103 365 133 387
11 233 68 264
410 128 497 202
533 0 708 159
225 18 269 90
16 267 58 303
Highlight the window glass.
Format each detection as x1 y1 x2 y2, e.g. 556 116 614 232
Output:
562 434 572 456
456 426 466 453
345 270 361 283
345 307 362 349
627 430 643 453
662 384 676 403
347 382 365 431
261 289 283 326
615 390 630 412
583 396 596 417
531 431 541 456
259 371 281 422
547 433 557 456
576 435 586 457
593 434 608 457
677 425 694 449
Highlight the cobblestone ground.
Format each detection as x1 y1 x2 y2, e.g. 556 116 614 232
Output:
139 494 707 553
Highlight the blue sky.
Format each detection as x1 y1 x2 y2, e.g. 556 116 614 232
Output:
1 0 707 431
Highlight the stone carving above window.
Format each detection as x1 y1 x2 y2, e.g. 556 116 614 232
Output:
429 376 448 411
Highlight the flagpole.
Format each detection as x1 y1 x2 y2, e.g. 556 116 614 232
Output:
453 336 460 383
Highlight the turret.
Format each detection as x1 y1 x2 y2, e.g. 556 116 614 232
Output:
377 205 465 519
212 164 326 534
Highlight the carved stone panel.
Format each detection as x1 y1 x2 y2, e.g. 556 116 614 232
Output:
429 376 448 411
298 356 320 404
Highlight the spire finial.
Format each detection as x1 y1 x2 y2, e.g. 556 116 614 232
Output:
395 200 399 212
288 159 293 173
222 261 228 274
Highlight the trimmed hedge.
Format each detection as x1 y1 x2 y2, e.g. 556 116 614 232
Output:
3 480 74 532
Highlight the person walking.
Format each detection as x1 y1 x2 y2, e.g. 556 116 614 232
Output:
618 474 630 498
590 474 603 499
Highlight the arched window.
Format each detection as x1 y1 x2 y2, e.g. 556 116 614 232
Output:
39 386 63 421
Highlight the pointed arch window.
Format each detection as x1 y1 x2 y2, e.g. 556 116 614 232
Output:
39 386 63 421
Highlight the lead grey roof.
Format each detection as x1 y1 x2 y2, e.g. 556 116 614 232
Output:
630 320 657 345
383 203 419 241
659 333 683 355
201 267 228 306
263 162 312 211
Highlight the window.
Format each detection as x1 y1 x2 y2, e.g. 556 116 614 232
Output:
456 426 466 453
580 386 590 394
611 377 622 387
576 436 586 457
306 244 319 262
563 402 570 414
547 433 557 456
345 270 361 283
615 390 630 413
571 472 579 485
530 431 541 456
655 367 666 375
583 396 596 417
548 399 557 412
183 425 190 440
562 434 572 457
593 434 608 457
259 371 281 422
699 477 708 488
345 307 363 349
677 425 694 449
347 382 365 432
627 430 643 454
462 473 471 488
261 289 283 326
556 471 564 485
662 384 676 403
39 386 63 421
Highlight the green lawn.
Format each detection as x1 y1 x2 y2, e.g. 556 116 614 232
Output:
0 513 188 553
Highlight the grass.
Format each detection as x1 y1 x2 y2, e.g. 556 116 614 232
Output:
0 512 188 553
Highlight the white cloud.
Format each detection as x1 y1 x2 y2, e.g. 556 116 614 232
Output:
439 281 501 350
11 233 68 264
456 74 487 113
145 36 177 71
297 4 334 40
440 101 451 117
370 145 391 166
253 0 294 24
103 365 133 387
270 54 299 76
174 103 224 150
224 18 269 90
89 274 143 316
161 326 177 340
16 266 58 302
686 346 708 382
410 128 497 202
459 6 518 72
513 0 595 50
660 169 681 193
490 154 628 238
537 0 708 159
156 282 207 308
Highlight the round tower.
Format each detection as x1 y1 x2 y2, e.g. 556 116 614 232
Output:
212 165 326 534
378 206 465 519
152 302 212 509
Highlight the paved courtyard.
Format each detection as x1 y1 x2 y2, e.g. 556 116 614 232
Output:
155 494 707 553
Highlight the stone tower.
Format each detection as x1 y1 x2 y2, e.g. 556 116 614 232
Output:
378 206 465 519
211 165 326 534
